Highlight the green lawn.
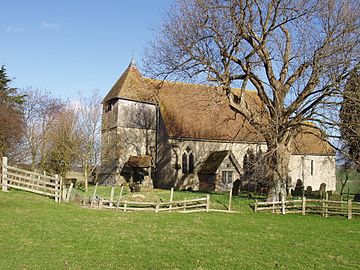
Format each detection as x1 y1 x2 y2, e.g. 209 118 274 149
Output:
0 190 359 270
336 169 360 194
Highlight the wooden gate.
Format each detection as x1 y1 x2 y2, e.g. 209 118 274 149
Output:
1 157 62 202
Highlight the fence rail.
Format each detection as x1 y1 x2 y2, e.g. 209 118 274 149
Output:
1 157 62 202
89 192 210 213
87 185 210 213
254 195 360 219
91 197 210 213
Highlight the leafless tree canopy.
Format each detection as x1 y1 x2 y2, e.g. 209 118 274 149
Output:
145 0 360 199
22 88 65 170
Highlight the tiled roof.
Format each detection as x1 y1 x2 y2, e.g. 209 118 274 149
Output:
292 129 335 155
198 151 229 174
199 150 242 174
102 63 156 103
126 155 153 168
103 63 334 156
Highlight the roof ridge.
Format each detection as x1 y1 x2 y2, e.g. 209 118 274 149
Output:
102 61 144 103
144 77 257 94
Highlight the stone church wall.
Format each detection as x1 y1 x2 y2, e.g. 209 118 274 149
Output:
156 138 266 190
156 135 336 192
289 155 336 191
100 99 157 185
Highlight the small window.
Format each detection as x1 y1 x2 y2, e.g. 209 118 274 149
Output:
222 171 227 183
310 160 314 176
105 103 112 112
182 146 195 174
227 171 233 183
188 153 194 173
182 153 188 174
222 171 233 184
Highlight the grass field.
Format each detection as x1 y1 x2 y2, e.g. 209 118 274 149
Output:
336 169 360 194
0 190 359 270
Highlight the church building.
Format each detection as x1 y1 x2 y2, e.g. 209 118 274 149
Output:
99 60 336 193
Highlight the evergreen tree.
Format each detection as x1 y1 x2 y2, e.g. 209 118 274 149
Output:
340 66 360 170
0 66 25 157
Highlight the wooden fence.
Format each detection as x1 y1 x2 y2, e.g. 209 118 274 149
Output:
1 157 62 202
92 197 210 213
254 195 360 219
88 185 210 213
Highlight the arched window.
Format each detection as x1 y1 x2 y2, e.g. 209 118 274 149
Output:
182 153 188 174
181 147 195 174
188 153 194 173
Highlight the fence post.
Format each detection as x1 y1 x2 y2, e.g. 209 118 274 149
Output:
54 174 59 203
116 185 124 211
228 187 233 212
206 194 210 212
302 196 306 216
348 199 352 220
2 157 8 192
90 183 98 208
325 192 329 218
98 198 103 209
109 186 115 207
169 187 174 212
281 194 285 215
254 199 258 212
155 201 160 213
62 187 67 201
66 182 74 203
59 176 63 203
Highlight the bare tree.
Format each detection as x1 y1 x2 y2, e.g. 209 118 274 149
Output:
145 0 360 200
75 91 102 192
22 88 64 170
44 107 80 179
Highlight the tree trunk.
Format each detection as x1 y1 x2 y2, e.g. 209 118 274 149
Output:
266 142 292 202
83 164 89 193
340 171 349 198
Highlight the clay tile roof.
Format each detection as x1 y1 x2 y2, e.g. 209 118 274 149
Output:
126 155 153 168
199 151 229 174
102 62 157 104
292 127 335 156
147 79 264 142
104 64 335 156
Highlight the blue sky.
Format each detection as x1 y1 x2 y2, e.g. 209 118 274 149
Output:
0 0 172 99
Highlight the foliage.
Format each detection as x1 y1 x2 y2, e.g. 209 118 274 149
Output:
336 168 360 195
340 66 360 171
0 65 25 107
0 190 359 269
0 66 25 158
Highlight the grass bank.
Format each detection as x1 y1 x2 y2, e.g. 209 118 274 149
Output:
0 190 359 269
